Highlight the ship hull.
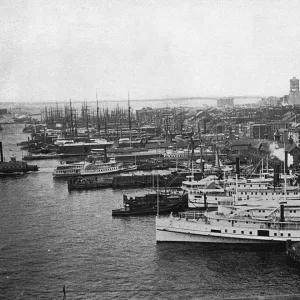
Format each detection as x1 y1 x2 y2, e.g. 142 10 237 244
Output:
156 229 293 245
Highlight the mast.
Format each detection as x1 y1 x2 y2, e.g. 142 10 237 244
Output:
96 94 101 137
284 144 287 201
128 91 132 147
69 99 74 136
157 173 159 217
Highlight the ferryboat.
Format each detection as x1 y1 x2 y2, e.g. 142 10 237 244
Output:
0 142 39 174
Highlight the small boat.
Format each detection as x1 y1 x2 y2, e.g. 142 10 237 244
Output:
112 190 188 216
286 242 300 265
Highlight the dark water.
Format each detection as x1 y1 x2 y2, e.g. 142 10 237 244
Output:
1 123 300 299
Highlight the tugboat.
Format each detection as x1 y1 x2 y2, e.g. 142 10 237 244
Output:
0 142 39 175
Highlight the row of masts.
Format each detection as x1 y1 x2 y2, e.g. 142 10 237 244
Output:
41 98 134 137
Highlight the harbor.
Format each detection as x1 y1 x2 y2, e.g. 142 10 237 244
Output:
3 104 300 298
3 1 300 298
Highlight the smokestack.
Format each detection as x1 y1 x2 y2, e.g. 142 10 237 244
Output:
0 141 3 163
285 151 289 174
104 145 107 162
280 203 285 222
236 157 240 175
204 194 207 209
274 163 280 187
201 161 205 173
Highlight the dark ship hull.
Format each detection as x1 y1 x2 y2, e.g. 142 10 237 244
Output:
112 192 188 216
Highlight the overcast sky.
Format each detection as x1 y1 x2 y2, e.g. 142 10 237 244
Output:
1 0 300 103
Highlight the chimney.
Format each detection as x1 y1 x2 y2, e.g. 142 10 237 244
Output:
274 130 280 142
0 141 3 163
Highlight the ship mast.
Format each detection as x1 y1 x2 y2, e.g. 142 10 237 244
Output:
96 91 101 137
69 99 74 136
157 173 159 217
128 91 132 147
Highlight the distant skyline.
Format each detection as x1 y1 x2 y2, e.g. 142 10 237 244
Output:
1 0 300 103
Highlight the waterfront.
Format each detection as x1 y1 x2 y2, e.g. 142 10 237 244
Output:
2 124 300 299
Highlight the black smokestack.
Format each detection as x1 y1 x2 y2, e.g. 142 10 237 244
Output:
104 145 107 162
204 194 207 209
274 163 280 187
201 161 205 173
280 203 285 222
0 141 3 163
236 157 240 175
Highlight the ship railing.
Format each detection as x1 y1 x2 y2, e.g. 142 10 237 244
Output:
179 211 205 220
224 216 300 231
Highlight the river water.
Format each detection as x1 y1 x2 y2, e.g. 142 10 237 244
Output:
1 122 300 299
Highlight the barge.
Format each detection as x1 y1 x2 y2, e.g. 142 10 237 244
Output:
112 190 188 216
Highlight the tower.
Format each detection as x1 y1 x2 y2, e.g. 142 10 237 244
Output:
289 77 300 105
290 77 299 92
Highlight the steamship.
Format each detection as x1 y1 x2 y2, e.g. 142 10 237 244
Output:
156 200 300 245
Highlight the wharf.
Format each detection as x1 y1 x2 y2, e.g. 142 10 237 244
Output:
23 153 87 160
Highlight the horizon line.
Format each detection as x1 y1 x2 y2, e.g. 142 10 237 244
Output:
1 95 264 104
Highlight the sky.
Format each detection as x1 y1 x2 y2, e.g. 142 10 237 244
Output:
1 0 300 103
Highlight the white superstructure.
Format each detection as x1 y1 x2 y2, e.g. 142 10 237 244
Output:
53 161 87 177
53 158 121 178
182 175 300 209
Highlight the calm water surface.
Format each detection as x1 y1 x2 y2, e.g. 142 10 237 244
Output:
1 123 300 299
